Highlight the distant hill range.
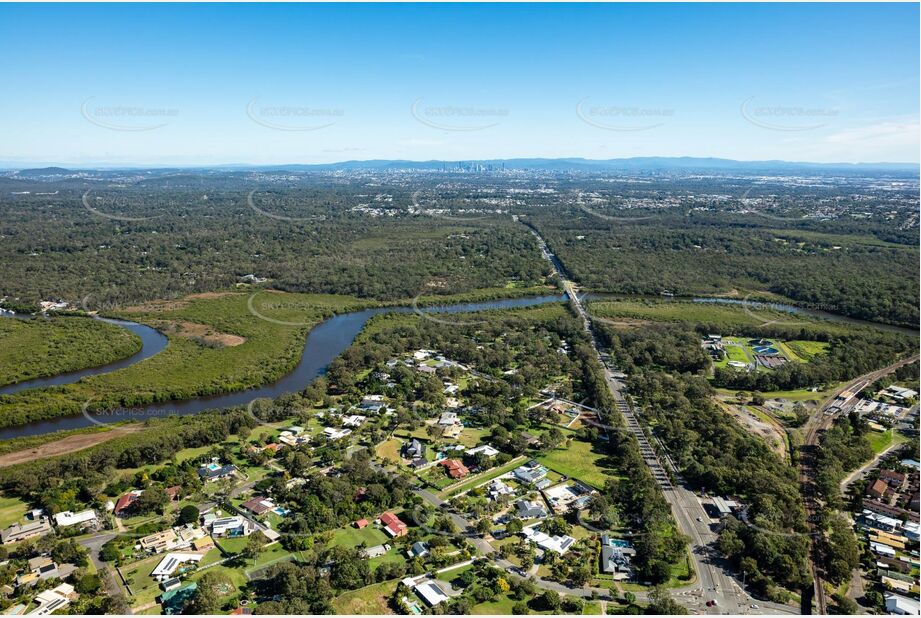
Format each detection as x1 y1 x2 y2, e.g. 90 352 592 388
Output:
5 157 919 175
251 157 918 174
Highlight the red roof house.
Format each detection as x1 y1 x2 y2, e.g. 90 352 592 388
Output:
355 518 369 529
241 497 274 515
114 490 142 516
867 479 890 501
165 486 182 501
439 459 470 479
380 512 407 537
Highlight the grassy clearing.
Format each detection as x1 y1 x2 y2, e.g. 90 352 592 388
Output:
868 429 909 455
783 340 830 362
0 316 142 387
582 601 603 614
0 495 28 528
375 438 403 464
330 579 398 614
588 298 855 337
330 525 390 549
538 438 621 489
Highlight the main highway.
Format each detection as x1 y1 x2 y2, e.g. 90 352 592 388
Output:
524 224 797 615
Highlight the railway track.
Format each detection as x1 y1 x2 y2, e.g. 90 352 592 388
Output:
799 354 918 615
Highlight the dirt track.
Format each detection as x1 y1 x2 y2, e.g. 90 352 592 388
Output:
0 426 143 468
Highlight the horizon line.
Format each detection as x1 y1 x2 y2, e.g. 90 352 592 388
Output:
2 155 919 171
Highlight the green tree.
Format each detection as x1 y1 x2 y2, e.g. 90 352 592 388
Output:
177 504 200 525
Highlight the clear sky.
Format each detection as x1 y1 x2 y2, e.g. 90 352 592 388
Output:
0 3 917 166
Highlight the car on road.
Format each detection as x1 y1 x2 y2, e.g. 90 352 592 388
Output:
750 604 759 609
696 516 703 522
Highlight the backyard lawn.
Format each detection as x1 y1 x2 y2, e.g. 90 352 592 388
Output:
330 579 398 614
330 524 389 549
375 438 402 464
441 456 526 498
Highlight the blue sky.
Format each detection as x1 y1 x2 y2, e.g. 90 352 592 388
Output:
0 3 917 165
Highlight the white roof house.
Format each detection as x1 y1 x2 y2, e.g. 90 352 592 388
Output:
521 526 576 554
885 593 920 615
151 552 206 581
468 444 500 458
53 509 97 527
28 583 75 615
438 412 459 426
342 415 366 428
415 581 449 606
323 427 352 440
210 516 249 537
870 542 896 557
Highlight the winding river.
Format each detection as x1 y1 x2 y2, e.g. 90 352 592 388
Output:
0 292 915 441
0 317 168 397
0 295 564 440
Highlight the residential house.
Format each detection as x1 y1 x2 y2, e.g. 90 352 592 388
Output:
467 444 499 458
197 462 237 482
139 529 179 554
885 593 920 615
600 545 633 577
361 544 388 559
322 427 351 441
402 439 425 460
513 461 548 485
439 459 469 480
521 526 576 555
867 479 890 501
487 479 515 501
114 490 142 516
1 518 52 545
210 516 250 537
379 512 407 538
52 510 97 529
414 581 449 607
26 583 76 616
879 470 907 490
515 500 548 520
408 541 429 559
241 497 275 516
151 552 206 582
438 412 459 426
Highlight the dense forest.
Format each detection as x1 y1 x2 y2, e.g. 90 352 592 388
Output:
537 212 918 327
0 316 141 386
0 169 916 329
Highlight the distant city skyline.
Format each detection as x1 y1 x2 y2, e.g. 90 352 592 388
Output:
0 3 918 165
